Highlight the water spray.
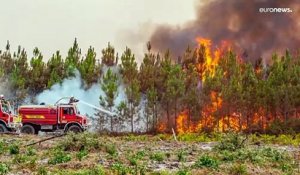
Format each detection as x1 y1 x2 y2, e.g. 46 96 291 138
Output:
79 100 116 116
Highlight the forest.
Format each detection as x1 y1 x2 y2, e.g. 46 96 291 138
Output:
1 38 300 134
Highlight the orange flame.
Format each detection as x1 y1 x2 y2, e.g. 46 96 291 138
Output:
157 37 269 134
175 37 248 134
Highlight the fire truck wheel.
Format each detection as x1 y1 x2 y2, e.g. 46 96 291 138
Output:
21 125 35 134
67 125 82 133
0 124 7 133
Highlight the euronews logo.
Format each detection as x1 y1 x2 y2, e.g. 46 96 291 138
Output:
259 8 292 13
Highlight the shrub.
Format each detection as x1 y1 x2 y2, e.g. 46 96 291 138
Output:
57 132 100 151
150 152 165 162
229 164 247 175
176 168 190 175
0 141 7 155
136 150 146 159
194 155 219 169
76 149 88 161
177 133 214 142
111 162 130 175
9 144 19 155
266 118 300 135
260 147 288 162
86 165 105 175
105 144 117 156
280 163 293 173
37 166 47 175
0 163 9 175
177 149 187 162
214 132 247 152
48 150 71 165
127 155 138 166
12 154 27 164
26 147 36 156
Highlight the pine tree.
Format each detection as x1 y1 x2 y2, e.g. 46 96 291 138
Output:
65 38 81 76
79 46 100 87
101 42 116 66
100 68 118 132
47 51 65 87
139 43 160 131
28 47 47 94
120 47 141 133
160 51 185 131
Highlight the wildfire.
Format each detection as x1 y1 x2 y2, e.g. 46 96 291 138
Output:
157 37 268 134
176 37 247 134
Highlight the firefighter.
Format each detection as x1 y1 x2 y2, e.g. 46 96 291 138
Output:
69 97 79 104
0 95 7 104
0 95 9 113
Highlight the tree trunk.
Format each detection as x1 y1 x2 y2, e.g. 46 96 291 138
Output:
110 116 113 132
167 102 170 131
131 103 134 133
188 108 191 131
174 99 177 132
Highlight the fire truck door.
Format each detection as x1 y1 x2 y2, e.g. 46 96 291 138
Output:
60 107 74 124
58 107 63 124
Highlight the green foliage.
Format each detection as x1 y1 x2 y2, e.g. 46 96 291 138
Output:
214 132 247 151
101 68 118 108
9 144 19 155
101 42 116 66
194 155 219 169
150 152 165 162
105 143 117 156
79 46 100 86
111 162 130 175
177 133 215 142
56 132 100 151
47 51 65 87
229 164 247 175
176 167 190 175
3 39 300 134
26 147 36 156
279 163 293 173
76 149 88 161
177 149 187 162
29 47 47 93
0 141 7 155
0 163 9 175
65 38 81 76
120 47 141 133
126 150 146 166
37 166 48 175
12 154 27 164
70 165 105 175
48 149 71 165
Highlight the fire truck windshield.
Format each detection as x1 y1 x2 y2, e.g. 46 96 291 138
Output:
74 106 80 114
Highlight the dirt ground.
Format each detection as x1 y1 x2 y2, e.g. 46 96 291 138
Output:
0 133 299 175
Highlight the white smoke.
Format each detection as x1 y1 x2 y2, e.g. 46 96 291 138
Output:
36 71 106 118
35 68 147 132
0 78 14 99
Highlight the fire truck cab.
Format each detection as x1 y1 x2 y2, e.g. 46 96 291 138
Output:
0 98 21 132
19 97 88 134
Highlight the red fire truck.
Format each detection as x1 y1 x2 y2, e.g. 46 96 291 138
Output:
0 97 21 132
19 97 88 134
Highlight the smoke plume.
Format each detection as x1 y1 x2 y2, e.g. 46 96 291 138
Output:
150 0 300 61
35 69 146 132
